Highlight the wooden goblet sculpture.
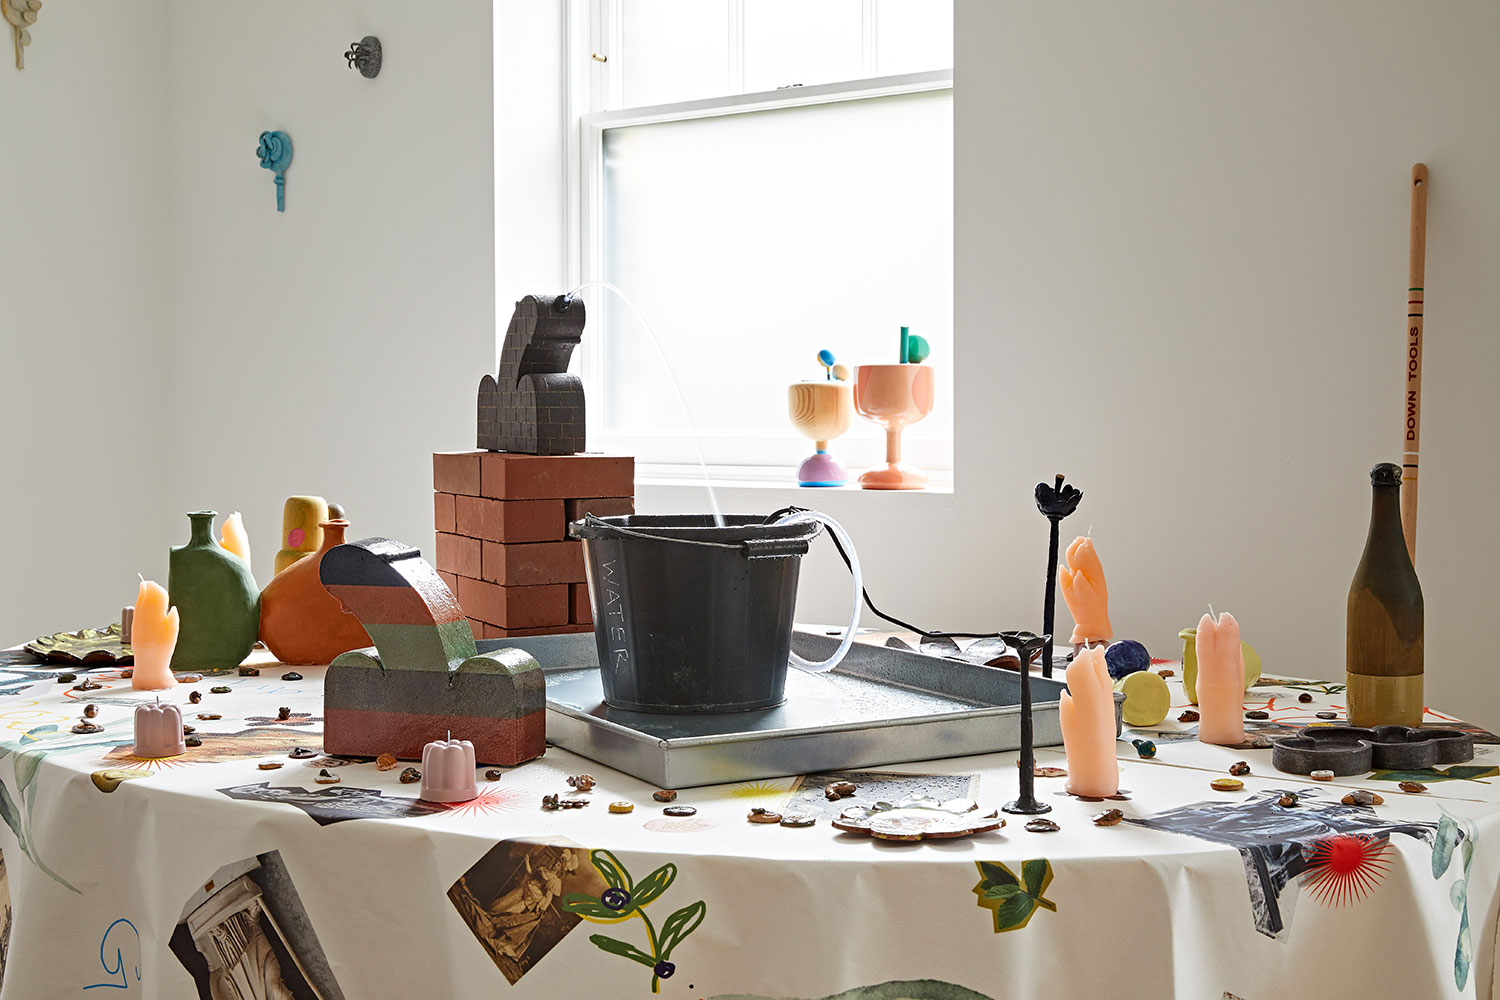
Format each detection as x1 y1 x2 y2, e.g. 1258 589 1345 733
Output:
788 379 855 486
853 364 935 489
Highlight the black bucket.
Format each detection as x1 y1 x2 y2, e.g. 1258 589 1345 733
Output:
568 514 823 713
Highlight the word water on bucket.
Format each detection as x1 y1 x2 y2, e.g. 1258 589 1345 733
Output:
568 509 861 714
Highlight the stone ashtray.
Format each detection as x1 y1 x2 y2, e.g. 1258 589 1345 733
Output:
1271 725 1474 776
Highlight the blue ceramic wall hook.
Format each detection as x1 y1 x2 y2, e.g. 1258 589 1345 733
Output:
257 130 292 212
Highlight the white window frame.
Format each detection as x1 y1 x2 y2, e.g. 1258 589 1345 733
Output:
563 1 953 480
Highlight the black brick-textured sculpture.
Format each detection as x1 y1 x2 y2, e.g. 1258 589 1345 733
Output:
477 294 586 454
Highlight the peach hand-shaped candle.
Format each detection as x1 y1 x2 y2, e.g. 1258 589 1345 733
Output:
1059 645 1118 797
1060 536 1112 645
219 511 253 573
1195 610 1246 746
130 579 179 691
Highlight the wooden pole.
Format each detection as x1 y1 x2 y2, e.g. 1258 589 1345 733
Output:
1401 163 1427 563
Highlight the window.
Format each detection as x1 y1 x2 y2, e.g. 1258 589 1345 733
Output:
566 1 953 479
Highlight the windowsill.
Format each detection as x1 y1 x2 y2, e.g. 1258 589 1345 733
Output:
634 463 955 495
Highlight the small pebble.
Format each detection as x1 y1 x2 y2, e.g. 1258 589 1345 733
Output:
609 801 635 814
1310 770 1334 781
1178 709 1200 723
184 735 202 747
120 668 134 679
1157 668 1175 678
1342 790 1383 806
1034 766 1068 778
182 725 195 735
276 706 291 721
399 767 421 783
57 673 77 684
83 704 98 718
1399 781 1428 794
824 781 857 800
1315 711 1338 720
238 666 260 677
314 769 340 785
178 673 203 683
1245 710 1269 720
257 761 283 771
1132 739 1156 759
72 679 103 691
1025 818 1060 833
188 691 202 704
567 774 596 791
1298 692 1313 703
652 789 677 802
748 807 782 823
197 713 221 720
484 769 502 781
70 722 103 734
1093 809 1124 826
559 798 589 809
779 814 817 827
663 805 697 817
1277 792 1299 808
281 672 303 681
289 747 318 759
376 753 398 771
210 686 231 694
1229 761 1250 776
542 794 560 810
1211 778 1244 791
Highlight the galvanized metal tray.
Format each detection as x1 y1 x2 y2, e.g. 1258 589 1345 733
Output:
478 631 1068 788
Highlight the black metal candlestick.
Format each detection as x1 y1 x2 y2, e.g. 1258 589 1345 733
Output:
1000 629 1051 815
1035 474 1083 679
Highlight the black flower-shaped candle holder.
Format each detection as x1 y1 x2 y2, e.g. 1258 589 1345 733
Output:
1034 475 1083 678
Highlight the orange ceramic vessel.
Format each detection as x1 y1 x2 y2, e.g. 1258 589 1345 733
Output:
853 363 936 489
259 520 371 665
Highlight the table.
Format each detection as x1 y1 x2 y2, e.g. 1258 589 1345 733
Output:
0 642 1495 999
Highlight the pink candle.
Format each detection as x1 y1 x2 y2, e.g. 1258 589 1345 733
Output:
133 700 186 758
420 737 478 803
130 579 179 691
1060 536 1113 645
1195 610 1245 746
1059 645 1119 797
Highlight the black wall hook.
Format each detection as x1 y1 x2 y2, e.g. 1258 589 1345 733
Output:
345 35 381 78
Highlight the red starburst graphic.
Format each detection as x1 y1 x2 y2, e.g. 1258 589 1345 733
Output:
1302 834 1390 906
435 786 529 818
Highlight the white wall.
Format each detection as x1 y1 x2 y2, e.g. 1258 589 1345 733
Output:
0 2 170 640
162 0 496 587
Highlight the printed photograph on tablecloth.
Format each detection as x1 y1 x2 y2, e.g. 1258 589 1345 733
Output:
711 982 996 1000
216 782 448 825
168 850 345 1000
1126 788 1441 938
105 729 324 766
447 838 607 986
0 850 10 991
783 771 979 822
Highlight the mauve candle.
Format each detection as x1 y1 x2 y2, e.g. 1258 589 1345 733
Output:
133 700 186 758
420 737 478 803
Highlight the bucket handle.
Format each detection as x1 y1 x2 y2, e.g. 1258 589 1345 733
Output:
576 515 813 560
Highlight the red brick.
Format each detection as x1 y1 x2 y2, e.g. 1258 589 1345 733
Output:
564 496 635 523
434 492 457 533
479 452 634 501
484 623 594 637
455 496 565 543
455 577 568 630
434 532 481 580
570 582 593 625
481 540 586 586
437 570 460 596
433 452 483 496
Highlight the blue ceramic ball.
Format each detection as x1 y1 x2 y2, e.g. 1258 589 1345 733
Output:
1105 639 1151 680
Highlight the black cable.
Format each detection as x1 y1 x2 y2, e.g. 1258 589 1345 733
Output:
766 507 1000 641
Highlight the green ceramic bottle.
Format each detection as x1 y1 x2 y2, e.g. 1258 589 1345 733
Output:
169 510 260 671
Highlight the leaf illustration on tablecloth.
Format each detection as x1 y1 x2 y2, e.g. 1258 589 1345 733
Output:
1371 765 1499 784
561 849 706 993
972 859 1056 933
1431 809 1477 989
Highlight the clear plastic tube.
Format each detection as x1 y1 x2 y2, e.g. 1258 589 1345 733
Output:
773 508 861 673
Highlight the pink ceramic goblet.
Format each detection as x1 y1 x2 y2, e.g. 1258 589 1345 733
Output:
853 364 935 489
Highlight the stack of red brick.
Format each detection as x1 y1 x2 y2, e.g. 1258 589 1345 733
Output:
432 451 634 639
